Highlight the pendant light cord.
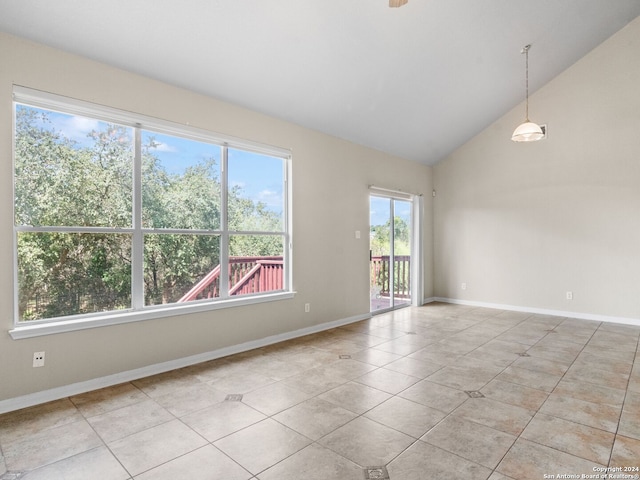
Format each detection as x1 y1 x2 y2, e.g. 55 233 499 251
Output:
523 44 531 121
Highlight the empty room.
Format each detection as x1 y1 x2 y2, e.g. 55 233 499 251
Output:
0 1 639 479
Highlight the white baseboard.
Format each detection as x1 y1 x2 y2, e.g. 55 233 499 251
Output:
434 297 640 327
0 312 371 415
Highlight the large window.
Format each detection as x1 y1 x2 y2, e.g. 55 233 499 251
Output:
12 88 291 330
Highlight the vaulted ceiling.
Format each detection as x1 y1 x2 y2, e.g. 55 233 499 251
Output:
1 0 639 165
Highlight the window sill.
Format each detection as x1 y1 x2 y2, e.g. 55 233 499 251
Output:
9 291 296 339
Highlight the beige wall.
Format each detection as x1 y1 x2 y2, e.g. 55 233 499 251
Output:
434 17 640 321
0 32 433 403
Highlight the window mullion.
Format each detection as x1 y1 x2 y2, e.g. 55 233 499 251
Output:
284 157 291 292
131 125 144 309
219 144 229 299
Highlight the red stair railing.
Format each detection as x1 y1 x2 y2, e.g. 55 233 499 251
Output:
178 256 283 302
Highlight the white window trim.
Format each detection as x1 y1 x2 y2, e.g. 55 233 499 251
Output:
9 291 296 339
11 86 294 339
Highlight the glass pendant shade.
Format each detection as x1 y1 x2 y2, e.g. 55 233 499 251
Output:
511 121 544 142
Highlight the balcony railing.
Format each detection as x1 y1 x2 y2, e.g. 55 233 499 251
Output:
370 255 411 299
178 256 284 302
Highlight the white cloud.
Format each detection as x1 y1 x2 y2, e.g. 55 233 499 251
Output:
58 116 101 143
258 189 282 208
148 141 177 152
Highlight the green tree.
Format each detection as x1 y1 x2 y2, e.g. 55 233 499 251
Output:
15 107 133 319
141 138 223 304
370 216 410 256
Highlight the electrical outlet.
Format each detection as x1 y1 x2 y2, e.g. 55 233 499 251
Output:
33 351 45 368
461 283 467 290
304 303 310 313
566 291 573 300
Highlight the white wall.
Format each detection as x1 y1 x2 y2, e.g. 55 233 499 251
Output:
0 32 433 405
433 17 640 322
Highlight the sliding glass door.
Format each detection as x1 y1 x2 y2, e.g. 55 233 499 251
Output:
370 195 412 313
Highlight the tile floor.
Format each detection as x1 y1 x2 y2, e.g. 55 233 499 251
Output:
1 303 639 479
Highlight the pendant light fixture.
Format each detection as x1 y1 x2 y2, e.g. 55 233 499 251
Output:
512 44 544 142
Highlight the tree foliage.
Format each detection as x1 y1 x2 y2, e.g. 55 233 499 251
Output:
15 106 283 320
370 216 410 256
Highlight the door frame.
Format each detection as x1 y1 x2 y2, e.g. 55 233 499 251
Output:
369 187 423 313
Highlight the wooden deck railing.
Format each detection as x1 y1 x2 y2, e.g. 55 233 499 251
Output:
178 256 283 302
229 259 283 296
370 255 411 298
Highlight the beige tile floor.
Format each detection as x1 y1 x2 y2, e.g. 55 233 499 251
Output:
1 303 640 479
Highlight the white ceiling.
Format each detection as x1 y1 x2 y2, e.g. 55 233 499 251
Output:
1 0 639 165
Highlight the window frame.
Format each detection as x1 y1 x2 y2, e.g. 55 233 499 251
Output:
10 86 293 339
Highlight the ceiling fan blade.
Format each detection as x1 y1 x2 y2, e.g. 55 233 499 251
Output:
389 0 408 7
